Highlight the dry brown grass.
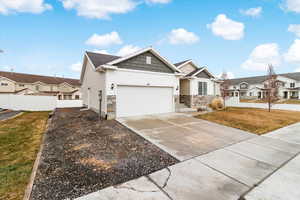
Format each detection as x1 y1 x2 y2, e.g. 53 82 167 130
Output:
279 99 300 104
197 107 300 135
0 112 49 200
240 99 268 103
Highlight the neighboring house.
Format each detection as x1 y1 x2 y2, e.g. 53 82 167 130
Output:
80 47 182 119
228 72 300 100
175 60 220 108
0 71 81 100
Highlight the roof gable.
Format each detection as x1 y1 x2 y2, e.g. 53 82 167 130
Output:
196 70 213 79
116 51 175 74
106 47 180 73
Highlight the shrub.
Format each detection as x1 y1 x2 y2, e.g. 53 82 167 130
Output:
211 98 224 110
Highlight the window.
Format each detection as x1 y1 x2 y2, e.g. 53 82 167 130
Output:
290 83 295 88
1 82 8 86
240 83 248 89
146 56 152 64
35 85 39 91
19 84 25 87
75 95 80 100
249 92 252 96
50 86 53 91
198 82 207 96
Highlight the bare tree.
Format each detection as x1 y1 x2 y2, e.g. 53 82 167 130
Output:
264 64 279 112
0 49 3 53
220 71 231 110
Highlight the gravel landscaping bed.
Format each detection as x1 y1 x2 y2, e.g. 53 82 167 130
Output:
30 108 178 200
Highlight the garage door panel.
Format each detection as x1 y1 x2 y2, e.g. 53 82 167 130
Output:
117 86 173 117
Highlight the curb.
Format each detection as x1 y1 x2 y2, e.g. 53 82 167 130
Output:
0 112 24 122
22 116 52 200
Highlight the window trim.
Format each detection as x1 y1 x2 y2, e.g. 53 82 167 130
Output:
198 81 208 96
146 56 152 65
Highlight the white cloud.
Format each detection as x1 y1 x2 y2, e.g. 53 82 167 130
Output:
241 43 281 71
284 39 300 63
282 0 300 13
295 67 300 72
117 45 141 56
207 14 245 40
168 28 199 45
86 32 122 48
288 24 300 37
240 7 262 17
61 0 137 19
93 49 109 54
146 0 171 4
0 0 52 15
70 62 82 72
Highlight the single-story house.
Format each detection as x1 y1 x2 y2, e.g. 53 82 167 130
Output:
80 47 182 119
175 60 220 108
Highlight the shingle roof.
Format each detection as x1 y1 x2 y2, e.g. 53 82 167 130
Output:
229 72 300 85
174 60 191 67
185 67 204 77
0 71 80 86
86 51 120 68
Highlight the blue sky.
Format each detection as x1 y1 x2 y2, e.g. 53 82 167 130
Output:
1 0 300 79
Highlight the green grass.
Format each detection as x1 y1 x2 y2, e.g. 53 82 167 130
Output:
0 112 49 200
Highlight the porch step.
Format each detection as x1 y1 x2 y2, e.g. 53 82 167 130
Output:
177 104 197 112
178 107 197 112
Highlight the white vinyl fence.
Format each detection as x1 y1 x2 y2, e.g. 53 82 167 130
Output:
226 97 300 112
0 94 83 111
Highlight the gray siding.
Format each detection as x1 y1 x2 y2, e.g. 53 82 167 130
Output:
196 70 211 79
116 52 174 74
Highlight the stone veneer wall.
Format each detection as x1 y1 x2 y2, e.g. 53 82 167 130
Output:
107 95 116 120
180 95 192 107
174 95 180 111
192 95 215 108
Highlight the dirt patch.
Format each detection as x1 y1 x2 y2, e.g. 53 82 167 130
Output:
30 108 178 200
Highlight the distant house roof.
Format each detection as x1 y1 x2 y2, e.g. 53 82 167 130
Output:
229 72 300 85
86 51 121 68
0 71 80 86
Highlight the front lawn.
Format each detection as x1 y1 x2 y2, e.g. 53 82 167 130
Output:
0 112 49 200
196 107 300 135
279 99 300 104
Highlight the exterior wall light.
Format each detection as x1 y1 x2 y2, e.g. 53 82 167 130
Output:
176 86 179 91
111 83 115 90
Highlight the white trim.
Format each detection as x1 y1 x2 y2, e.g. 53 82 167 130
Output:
117 84 174 88
0 76 16 83
105 47 180 73
113 67 184 76
176 60 192 69
80 53 97 83
188 67 215 79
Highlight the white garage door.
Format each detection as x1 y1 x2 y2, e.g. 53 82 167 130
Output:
116 86 174 118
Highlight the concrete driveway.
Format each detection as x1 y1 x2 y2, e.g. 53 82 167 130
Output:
0 111 21 121
77 114 300 200
117 113 255 161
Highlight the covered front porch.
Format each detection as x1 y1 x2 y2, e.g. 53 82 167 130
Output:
282 89 300 99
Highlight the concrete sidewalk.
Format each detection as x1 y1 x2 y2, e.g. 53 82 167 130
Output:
76 120 300 200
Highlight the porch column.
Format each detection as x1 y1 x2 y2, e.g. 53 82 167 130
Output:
288 91 291 99
298 91 300 99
